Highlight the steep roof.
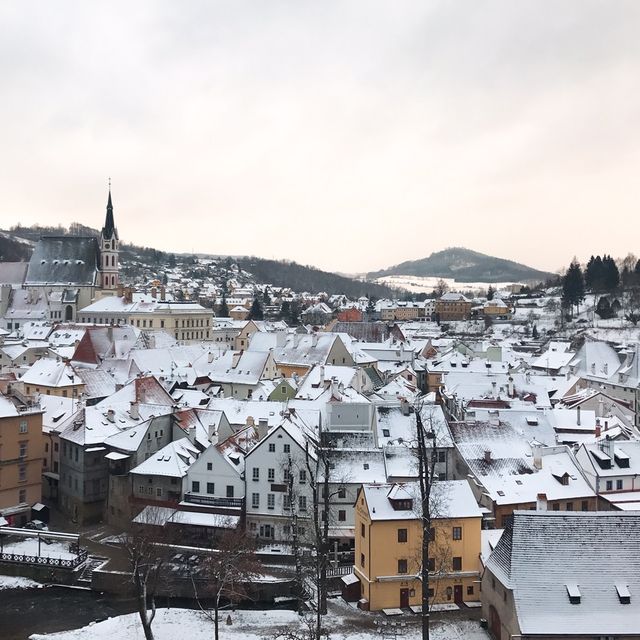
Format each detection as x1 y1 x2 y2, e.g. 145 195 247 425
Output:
26 236 99 285
486 511 640 635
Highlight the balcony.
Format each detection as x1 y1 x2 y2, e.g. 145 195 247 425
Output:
183 493 244 509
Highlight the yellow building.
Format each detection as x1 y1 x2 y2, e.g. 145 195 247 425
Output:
354 480 482 611
0 394 44 526
20 358 85 399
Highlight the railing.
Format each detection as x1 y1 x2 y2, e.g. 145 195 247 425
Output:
183 493 244 509
327 564 354 577
0 548 88 569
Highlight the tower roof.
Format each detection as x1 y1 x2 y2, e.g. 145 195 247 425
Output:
101 188 118 241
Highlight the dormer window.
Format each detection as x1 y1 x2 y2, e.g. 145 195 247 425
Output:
616 583 631 604
566 583 581 604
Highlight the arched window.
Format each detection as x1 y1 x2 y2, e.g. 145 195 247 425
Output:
112 255 115 267
65 305 73 321
111 275 115 286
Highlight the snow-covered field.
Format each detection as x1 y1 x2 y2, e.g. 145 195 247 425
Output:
0 574 42 590
2 538 78 561
29 607 490 640
376 275 523 295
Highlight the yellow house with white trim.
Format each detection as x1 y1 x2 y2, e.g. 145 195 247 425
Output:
354 480 482 611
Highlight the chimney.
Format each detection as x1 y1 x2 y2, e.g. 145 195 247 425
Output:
400 398 410 416
246 416 255 427
536 493 548 511
507 376 514 398
577 405 581 426
106 409 115 423
319 365 325 387
525 371 531 384
208 351 215 363
130 401 139 420
151 287 157 299
595 423 602 438
491 380 497 398
484 450 492 464
256 418 269 440
124 286 133 304
533 448 543 470
160 286 166 301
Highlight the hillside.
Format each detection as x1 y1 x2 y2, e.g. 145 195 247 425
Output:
1 225 396 298
368 247 554 284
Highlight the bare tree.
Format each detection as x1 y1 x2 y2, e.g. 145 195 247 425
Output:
435 279 449 298
269 614 331 640
191 528 262 640
413 403 450 640
119 507 174 640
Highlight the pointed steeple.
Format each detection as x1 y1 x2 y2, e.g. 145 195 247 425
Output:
101 180 118 240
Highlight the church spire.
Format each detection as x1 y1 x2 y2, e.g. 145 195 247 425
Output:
102 179 118 240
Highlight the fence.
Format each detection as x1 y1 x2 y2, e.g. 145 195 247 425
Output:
0 548 88 569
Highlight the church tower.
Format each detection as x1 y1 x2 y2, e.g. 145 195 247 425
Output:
99 186 119 290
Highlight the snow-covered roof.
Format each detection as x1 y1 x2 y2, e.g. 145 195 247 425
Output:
130 437 199 478
486 511 640 635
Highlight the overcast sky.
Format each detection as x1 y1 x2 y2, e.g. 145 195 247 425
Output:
1 1 639 274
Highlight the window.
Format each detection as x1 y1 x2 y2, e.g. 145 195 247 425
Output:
283 468 290 482
361 523 365 537
338 510 346 521
284 444 290 453
566 502 574 511
397 559 408 574
19 420 27 434
284 495 291 510
268 443 276 452
606 480 613 491
452 557 462 571
398 528 408 543
581 500 589 511
299 469 307 484
18 488 26 503
438 451 446 463
617 479 623 490
427 588 434 598
252 493 260 508
452 526 462 541
428 558 435 571
267 494 275 510
207 482 215 494
268 468 275 482
156 487 162 497
338 487 346 499
18 465 26 482
19 442 27 459
428 527 435 541
299 495 307 511
382 429 390 437
192 481 200 493
226 485 234 498
252 467 260 481
360 553 365 568
207 462 213 471
467 586 474 596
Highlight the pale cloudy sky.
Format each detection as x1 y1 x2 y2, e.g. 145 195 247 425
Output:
1 1 639 274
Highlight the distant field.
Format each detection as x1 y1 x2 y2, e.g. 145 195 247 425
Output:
375 275 523 294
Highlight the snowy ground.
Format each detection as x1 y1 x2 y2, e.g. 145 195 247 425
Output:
0 574 43 590
2 538 78 561
29 606 489 640
376 275 523 295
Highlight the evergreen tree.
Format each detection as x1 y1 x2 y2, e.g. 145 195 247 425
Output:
219 295 230 317
278 300 290 321
603 255 620 291
562 260 585 317
288 300 301 326
486 285 495 301
596 296 615 319
584 255 596 290
248 297 264 321
532 324 539 339
263 287 271 306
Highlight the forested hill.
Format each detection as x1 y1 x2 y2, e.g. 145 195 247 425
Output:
1 224 396 298
369 247 554 284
